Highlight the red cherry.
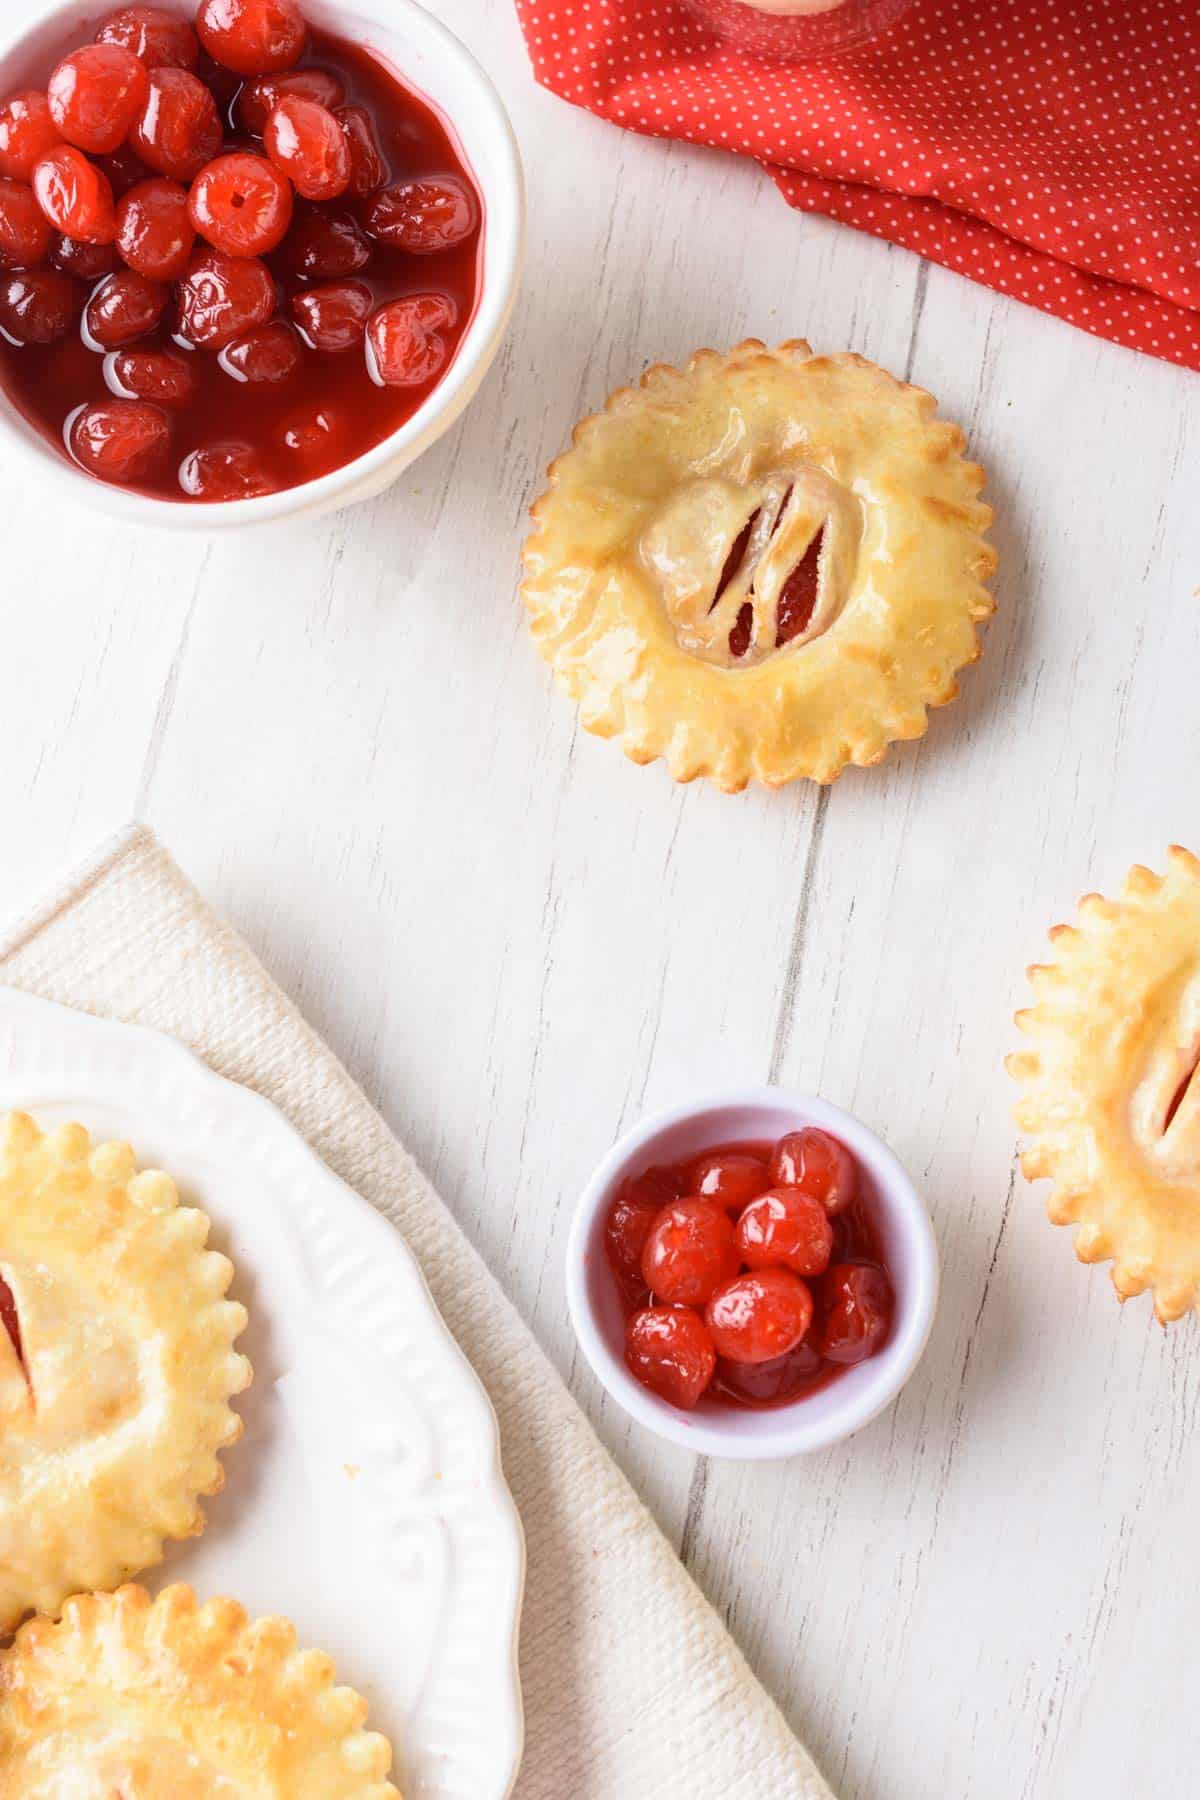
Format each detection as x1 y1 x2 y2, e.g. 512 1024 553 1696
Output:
335 105 384 197
176 246 275 348
281 401 346 464
68 397 170 480
264 96 350 202
688 1150 769 1213
735 1188 834 1277
365 176 477 253
178 439 276 498
115 177 194 279
32 145 117 243
713 1341 827 1406
770 1128 856 1216
625 1308 716 1410
0 267 82 344
50 233 117 278
47 45 150 156
814 1264 893 1365
705 1269 814 1365
0 179 51 269
219 318 300 382
0 91 62 183
365 293 455 388
96 7 200 71
283 207 370 278
196 0 307 77
627 1165 688 1209
604 1184 663 1292
640 1199 739 1308
193 47 241 112
238 68 344 135
130 68 222 182
189 152 293 257
291 278 370 352
84 268 168 348
106 345 195 403
95 143 152 198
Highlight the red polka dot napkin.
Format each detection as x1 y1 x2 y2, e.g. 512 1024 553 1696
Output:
515 0 1200 372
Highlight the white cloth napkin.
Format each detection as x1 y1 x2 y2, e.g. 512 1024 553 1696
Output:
0 824 834 1800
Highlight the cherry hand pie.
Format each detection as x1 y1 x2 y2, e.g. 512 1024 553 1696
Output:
0 1112 251 1633
0 1583 399 1796
522 340 997 791
1009 848 1200 1321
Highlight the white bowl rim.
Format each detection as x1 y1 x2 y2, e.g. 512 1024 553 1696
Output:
566 1085 940 1461
0 0 525 528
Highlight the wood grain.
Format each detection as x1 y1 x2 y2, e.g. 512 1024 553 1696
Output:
2 2 1198 1793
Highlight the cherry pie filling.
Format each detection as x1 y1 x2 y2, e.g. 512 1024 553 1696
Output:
639 460 860 671
606 1128 896 1412
0 1269 29 1398
0 0 483 500
1163 1038 1200 1135
717 503 825 662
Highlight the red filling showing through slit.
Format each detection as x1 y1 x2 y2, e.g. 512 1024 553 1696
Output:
728 601 754 660
0 1271 24 1372
776 528 824 647
712 510 760 612
1164 1050 1200 1133
717 494 825 660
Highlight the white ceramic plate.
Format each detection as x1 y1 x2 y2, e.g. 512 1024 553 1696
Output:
0 988 525 1800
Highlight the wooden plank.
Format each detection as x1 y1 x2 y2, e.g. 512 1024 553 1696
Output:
1 0 1197 1790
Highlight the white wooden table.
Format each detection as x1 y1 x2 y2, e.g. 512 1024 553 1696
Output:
3 3 1198 1794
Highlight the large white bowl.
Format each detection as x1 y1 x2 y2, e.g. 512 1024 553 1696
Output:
0 0 524 528
567 1087 939 1461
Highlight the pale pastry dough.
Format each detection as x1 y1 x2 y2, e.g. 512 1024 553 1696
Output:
1008 848 1200 1321
0 1113 251 1634
0 1584 399 1797
522 340 997 791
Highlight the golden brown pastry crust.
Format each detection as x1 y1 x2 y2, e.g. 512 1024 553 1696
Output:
522 341 996 791
0 1113 251 1633
0 1583 399 1797
1008 848 1200 1321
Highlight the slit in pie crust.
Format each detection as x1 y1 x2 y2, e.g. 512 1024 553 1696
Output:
0 1113 251 1634
521 341 997 791
1008 847 1200 1322
0 1583 399 1797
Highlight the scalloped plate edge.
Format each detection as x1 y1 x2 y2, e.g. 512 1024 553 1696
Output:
0 985 525 1800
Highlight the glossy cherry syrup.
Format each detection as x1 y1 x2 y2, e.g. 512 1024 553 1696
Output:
0 23 483 500
606 1134 895 1412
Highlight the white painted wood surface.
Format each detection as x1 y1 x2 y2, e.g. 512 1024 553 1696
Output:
2 1 1198 1793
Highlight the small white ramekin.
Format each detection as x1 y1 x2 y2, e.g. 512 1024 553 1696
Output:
567 1086 938 1461
0 0 524 528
